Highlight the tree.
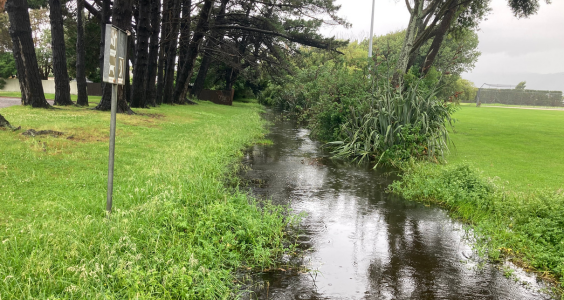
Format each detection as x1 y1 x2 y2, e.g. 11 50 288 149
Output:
0 52 16 78
394 0 551 80
160 0 182 104
172 0 215 104
144 0 161 106
49 0 73 105
515 81 526 90
5 0 50 108
76 0 89 106
95 0 134 114
0 12 13 52
130 0 151 108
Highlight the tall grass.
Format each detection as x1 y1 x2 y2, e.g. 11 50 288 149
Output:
0 102 293 298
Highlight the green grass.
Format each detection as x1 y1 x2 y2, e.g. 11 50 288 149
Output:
0 101 293 298
0 91 102 103
448 105 564 191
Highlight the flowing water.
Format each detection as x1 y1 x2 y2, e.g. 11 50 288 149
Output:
241 113 552 300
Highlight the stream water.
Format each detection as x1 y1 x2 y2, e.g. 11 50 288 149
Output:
241 113 552 300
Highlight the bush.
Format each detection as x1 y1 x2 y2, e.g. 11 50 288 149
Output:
391 162 564 286
330 78 457 165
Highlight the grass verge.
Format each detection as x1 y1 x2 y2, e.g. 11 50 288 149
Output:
0 101 293 298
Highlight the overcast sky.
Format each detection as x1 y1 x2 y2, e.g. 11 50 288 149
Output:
320 0 564 76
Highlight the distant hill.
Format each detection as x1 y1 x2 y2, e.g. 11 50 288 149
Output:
461 72 564 92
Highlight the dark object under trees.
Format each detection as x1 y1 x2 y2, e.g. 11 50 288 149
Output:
75 0 89 106
5 0 50 108
0 113 13 128
130 0 151 108
49 0 73 106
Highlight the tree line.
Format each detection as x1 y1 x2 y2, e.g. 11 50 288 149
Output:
1 0 347 114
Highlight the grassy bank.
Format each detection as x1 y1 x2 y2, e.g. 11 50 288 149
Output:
0 101 291 298
391 105 564 292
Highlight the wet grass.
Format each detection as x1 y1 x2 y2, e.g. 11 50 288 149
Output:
448 105 564 191
392 105 564 296
0 101 294 298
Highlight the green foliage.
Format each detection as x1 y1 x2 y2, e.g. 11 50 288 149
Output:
452 78 478 102
390 162 564 288
515 81 526 90
330 78 457 165
0 12 12 53
65 14 103 82
0 52 17 79
0 101 295 298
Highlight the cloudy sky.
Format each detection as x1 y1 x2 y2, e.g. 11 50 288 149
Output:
321 0 564 77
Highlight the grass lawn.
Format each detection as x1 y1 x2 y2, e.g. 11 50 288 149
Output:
0 91 102 104
0 101 290 298
448 105 564 191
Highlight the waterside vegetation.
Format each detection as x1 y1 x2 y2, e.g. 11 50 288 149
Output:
0 101 294 298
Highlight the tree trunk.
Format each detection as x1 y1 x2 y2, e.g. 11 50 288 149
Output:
155 42 165 105
172 0 215 103
422 0 458 75
191 44 212 97
176 0 191 84
145 0 161 107
155 0 172 105
192 0 228 98
130 0 150 108
49 0 73 106
161 0 181 104
98 0 112 109
76 0 89 106
10 30 28 105
95 0 134 114
5 0 50 108
394 0 424 85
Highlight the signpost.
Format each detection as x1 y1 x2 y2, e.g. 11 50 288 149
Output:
102 25 127 213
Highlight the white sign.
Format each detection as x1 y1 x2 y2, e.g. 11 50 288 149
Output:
103 25 127 85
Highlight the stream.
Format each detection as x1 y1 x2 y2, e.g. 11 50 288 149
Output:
240 113 552 300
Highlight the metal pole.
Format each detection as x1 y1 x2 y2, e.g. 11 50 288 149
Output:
368 0 376 58
106 84 117 212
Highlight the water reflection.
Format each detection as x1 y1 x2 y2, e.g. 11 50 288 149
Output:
241 114 551 300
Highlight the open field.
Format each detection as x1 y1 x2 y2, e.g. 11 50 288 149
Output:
448 105 564 191
0 101 290 298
